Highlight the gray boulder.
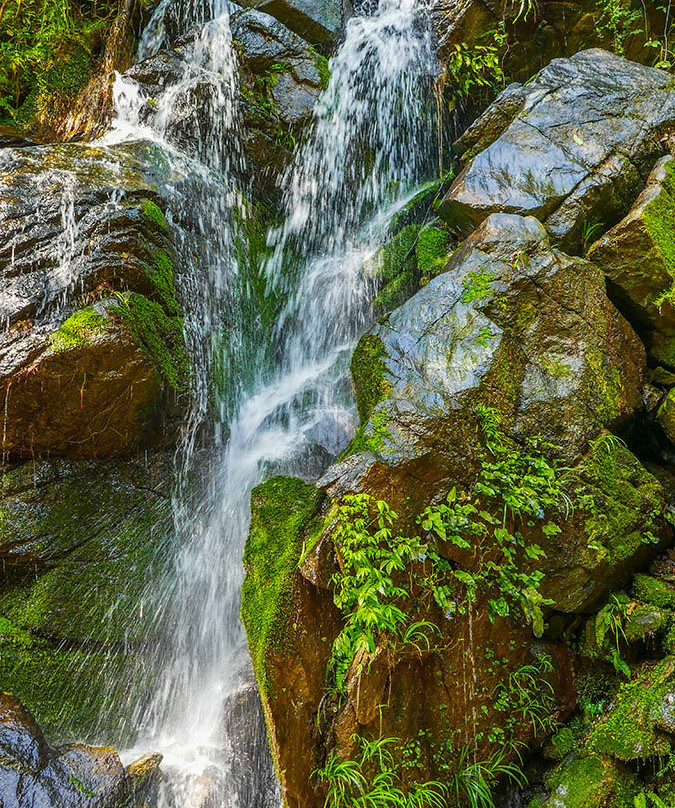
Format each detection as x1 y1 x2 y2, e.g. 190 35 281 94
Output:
236 0 342 43
231 7 324 126
440 49 675 253
324 213 664 612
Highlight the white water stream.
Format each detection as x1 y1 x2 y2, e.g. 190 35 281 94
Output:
99 0 438 804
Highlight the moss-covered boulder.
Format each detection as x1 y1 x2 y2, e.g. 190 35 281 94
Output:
532 754 639 808
0 455 173 743
440 49 675 253
241 476 341 808
328 213 647 541
587 658 675 760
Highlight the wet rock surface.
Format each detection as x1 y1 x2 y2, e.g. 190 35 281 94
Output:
0 141 188 459
0 455 173 742
441 49 675 252
0 692 162 808
236 0 343 43
326 213 645 520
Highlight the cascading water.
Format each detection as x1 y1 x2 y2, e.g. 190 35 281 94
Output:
96 0 438 804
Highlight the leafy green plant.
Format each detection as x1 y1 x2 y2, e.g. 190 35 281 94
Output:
594 0 644 55
634 791 671 808
327 406 565 697
443 41 504 110
492 655 557 755
449 746 526 808
0 0 116 122
419 405 565 637
328 495 441 693
315 735 449 808
593 592 632 677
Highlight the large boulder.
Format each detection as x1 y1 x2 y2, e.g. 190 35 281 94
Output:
232 8 325 127
327 213 645 513
0 141 189 459
440 49 675 253
242 214 673 808
0 692 161 808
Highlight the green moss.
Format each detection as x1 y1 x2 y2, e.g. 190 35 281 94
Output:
142 249 181 316
643 160 675 284
8 46 94 128
341 409 393 458
462 267 495 305
415 225 449 277
541 357 573 380
576 435 664 564
241 476 323 693
350 334 393 424
549 727 575 760
540 754 639 808
140 199 167 231
0 631 120 742
314 52 330 90
587 657 675 761
373 270 415 313
377 224 421 283
623 603 669 644
632 575 675 609
113 293 189 391
49 307 106 352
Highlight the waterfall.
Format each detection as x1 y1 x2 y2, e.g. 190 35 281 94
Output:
97 0 438 804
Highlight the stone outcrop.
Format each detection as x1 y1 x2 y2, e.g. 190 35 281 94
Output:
0 693 161 808
242 49 675 808
237 0 343 43
0 142 189 459
440 49 675 253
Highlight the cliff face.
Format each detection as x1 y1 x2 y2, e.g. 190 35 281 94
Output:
242 48 675 808
4 0 675 806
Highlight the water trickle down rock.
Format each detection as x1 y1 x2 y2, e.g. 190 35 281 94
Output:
439 49 675 253
0 141 189 459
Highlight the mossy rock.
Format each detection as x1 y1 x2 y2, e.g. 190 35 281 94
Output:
0 456 172 744
372 221 451 315
576 437 665 568
589 156 675 368
241 475 323 693
587 657 675 761
624 603 670 644
633 575 675 610
113 292 189 391
535 754 639 808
